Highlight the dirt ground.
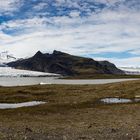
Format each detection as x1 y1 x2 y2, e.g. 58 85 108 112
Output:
0 80 139 140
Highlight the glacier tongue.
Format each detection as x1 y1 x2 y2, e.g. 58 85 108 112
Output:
0 51 59 77
0 67 59 77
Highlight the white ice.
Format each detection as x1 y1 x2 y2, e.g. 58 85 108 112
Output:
0 67 59 77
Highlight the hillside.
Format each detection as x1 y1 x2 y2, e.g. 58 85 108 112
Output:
8 50 124 76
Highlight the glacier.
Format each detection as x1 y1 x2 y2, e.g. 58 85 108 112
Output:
119 67 140 75
0 51 59 77
0 67 59 77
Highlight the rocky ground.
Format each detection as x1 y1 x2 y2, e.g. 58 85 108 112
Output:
0 80 139 140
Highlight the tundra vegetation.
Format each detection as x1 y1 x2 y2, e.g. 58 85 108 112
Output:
0 80 139 139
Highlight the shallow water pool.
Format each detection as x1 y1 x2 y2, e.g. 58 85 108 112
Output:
0 77 138 86
100 98 140 104
0 101 46 109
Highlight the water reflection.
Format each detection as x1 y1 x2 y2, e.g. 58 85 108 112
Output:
0 101 46 109
100 98 140 104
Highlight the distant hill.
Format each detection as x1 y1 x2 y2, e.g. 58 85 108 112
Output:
119 67 140 75
7 50 124 76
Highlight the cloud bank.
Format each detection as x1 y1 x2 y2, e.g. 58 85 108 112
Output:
0 0 140 66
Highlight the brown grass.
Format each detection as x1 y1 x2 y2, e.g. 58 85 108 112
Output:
0 80 139 139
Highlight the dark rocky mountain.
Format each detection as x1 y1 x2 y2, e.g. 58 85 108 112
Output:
7 50 124 76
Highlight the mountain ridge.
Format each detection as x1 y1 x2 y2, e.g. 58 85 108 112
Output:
0 51 17 64
7 50 125 76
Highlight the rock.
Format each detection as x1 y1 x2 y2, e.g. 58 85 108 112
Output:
25 127 32 133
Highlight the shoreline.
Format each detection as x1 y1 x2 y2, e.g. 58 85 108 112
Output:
0 77 139 87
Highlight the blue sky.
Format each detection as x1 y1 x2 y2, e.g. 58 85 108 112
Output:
0 0 140 66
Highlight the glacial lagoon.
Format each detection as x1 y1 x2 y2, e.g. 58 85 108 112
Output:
0 77 138 86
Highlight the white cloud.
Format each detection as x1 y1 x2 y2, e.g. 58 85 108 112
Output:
69 11 81 18
33 2 48 11
95 56 140 67
0 0 22 15
0 0 140 66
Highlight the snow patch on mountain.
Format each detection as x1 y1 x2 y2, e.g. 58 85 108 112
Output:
119 67 140 75
0 51 17 64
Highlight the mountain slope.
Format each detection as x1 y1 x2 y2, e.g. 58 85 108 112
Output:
7 50 124 76
0 51 17 64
